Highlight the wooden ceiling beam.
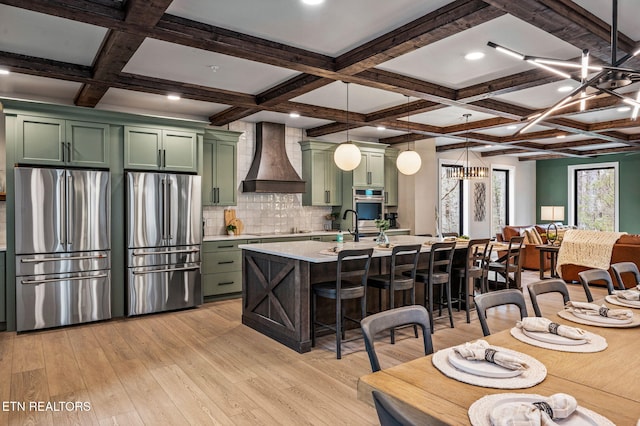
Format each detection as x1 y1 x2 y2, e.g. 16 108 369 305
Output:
256 75 332 107
0 50 93 82
209 107 260 127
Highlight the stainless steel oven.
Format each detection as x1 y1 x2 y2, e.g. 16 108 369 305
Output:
353 188 384 232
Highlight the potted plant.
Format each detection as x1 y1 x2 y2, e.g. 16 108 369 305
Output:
226 223 237 236
374 218 390 246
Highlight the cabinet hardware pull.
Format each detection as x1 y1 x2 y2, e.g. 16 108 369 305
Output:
163 149 167 168
133 248 198 256
217 245 234 248
133 265 199 275
218 260 234 264
158 150 162 167
219 281 235 285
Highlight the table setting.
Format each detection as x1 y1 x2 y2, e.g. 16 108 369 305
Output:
510 317 607 352
432 339 547 389
468 392 615 425
558 300 640 328
605 287 640 309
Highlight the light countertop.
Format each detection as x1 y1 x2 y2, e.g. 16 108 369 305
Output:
238 235 439 263
203 229 410 242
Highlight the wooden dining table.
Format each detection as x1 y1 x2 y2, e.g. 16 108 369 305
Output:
357 307 640 425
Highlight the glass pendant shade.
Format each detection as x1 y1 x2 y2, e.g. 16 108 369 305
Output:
396 150 422 175
334 142 361 171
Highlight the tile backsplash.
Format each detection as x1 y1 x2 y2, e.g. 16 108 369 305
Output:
203 121 333 237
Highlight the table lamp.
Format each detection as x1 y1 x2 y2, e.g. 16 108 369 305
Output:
540 206 565 244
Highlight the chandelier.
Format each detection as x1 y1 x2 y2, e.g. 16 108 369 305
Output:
488 0 640 134
446 114 489 180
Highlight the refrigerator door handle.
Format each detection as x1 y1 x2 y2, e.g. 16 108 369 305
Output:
160 177 166 240
67 173 73 249
21 254 107 263
59 172 66 246
132 248 199 256
132 265 200 275
166 177 173 240
21 273 109 285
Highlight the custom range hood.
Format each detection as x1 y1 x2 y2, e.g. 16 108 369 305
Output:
242 122 306 193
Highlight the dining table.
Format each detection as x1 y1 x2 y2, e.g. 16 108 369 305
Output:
357 302 640 425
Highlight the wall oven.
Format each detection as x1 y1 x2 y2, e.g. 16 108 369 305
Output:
353 188 384 232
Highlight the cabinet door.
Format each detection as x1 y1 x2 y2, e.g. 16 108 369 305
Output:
384 151 398 206
368 152 385 187
16 115 65 165
215 140 237 205
202 140 216 206
124 126 162 170
311 150 329 204
163 130 197 172
325 152 342 205
66 121 110 168
352 152 369 187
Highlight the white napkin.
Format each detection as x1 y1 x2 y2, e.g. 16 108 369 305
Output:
517 317 590 342
614 289 640 301
564 301 633 320
490 393 578 426
453 340 528 370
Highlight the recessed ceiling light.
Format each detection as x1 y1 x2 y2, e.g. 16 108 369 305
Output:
507 125 517 130
289 112 300 118
377 126 386 131
0 69 9 75
301 0 324 4
556 135 566 139
557 85 574 92
167 94 181 101
484 144 492 148
617 106 631 112
464 51 485 61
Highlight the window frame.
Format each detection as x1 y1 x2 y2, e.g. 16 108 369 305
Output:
491 167 511 235
438 161 465 236
567 161 619 231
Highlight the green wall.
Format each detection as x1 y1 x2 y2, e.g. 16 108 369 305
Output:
536 153 640 233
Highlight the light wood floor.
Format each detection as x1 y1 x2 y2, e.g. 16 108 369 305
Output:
0 272 606 426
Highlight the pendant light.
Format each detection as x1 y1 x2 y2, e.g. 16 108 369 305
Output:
446 114 489 179
396 95 422 175
334 82 362 171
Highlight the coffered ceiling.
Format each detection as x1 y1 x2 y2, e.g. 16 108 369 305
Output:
1 0 639 161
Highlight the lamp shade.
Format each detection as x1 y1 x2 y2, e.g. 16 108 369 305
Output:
540 206 565 221
334 142 361 171
396 150 422 175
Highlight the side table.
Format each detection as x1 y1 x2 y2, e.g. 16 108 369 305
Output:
536 244 560 279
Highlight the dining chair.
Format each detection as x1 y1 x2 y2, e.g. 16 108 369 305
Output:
408 241 456 333
474 289 528 336
367 244 422 343
527 279 570 317
611 262 640 290
487 236 524 290
372 390 419 426
361 305 433 372
578 268 620 303
311 248 373 359
453 238 490 323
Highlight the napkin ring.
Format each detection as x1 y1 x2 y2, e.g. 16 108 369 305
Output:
599 306 609 317
548 322 560 335
484 348 497 363
532 401 554 418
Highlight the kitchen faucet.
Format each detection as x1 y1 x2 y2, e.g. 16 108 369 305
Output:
342 209 359 242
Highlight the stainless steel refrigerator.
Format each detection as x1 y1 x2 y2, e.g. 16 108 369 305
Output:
14 167 111 332
126 171 202 316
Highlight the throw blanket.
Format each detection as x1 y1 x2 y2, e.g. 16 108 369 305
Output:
556 229 626 276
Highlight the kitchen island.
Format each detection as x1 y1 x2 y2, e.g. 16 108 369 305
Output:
240 236 444 353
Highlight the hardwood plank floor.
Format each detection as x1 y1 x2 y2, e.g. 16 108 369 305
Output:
0 272 606 425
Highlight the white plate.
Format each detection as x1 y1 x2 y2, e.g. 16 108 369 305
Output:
521 329 588 346
572 311 633 325
468 393 614 426
612 294 640 307
447 351 523 379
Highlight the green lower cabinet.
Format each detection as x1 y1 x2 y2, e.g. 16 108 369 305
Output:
203 271 242 296
202 240 245 299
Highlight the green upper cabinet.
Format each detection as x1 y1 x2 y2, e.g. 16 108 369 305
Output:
353 146 385 187
384 148 399 206
125 126 197 172
299 140 342 206
16 115 110 168
201 129 240 206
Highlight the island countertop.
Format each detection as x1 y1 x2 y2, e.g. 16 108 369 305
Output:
239 235 438 263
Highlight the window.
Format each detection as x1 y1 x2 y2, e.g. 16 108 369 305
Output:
439 164 463 236
492 168 510 235
568 162 618 231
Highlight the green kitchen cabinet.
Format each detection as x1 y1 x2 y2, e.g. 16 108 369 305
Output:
384 148 399 206
0 253 4 325
125 126 197 172
16 115 110 167
353 146 385 187
299 140 342 206
202 240 246 298
202 130 239 206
